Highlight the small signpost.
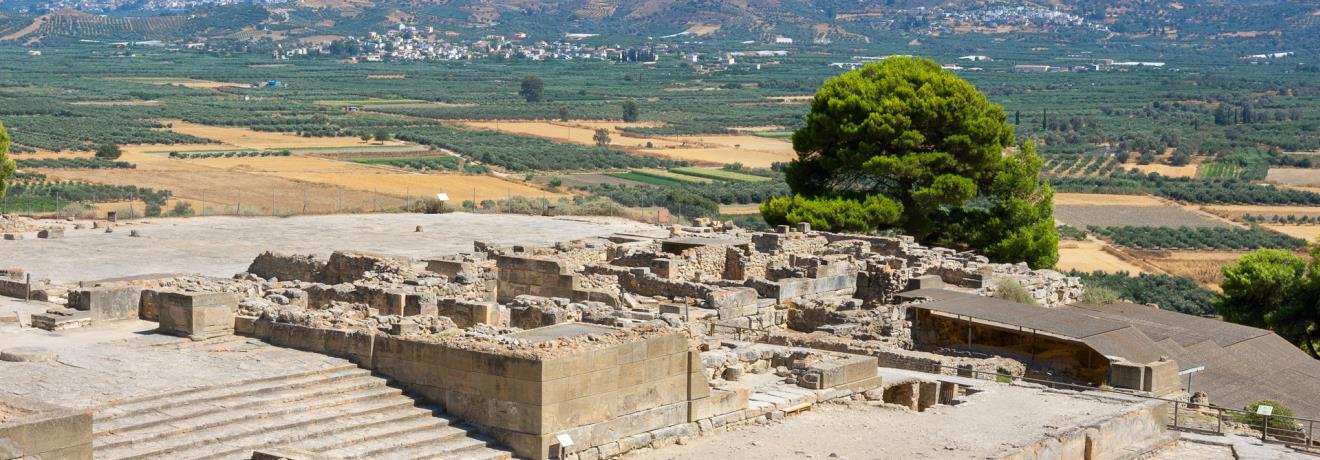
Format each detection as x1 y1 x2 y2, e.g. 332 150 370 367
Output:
1257 404 1274 441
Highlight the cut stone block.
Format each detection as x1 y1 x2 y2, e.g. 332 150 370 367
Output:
156 291 239 340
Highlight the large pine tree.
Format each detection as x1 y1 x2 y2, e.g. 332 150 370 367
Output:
762 57 1058 268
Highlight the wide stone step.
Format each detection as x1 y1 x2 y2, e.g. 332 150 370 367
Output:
180 405 444 460
95 362 360 421
282 411 448 452
95 369 377 435
318 422 472 460
397 435 511 460
93 387 406 458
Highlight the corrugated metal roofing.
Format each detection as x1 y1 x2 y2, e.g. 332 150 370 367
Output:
902 288 1130 339
905 291 1320 419
1068 302 1320 419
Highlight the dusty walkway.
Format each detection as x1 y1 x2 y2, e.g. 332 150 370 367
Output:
625 385 1141 460
1 213 662 282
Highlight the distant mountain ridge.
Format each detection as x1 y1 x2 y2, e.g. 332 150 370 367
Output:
0 0 1314 46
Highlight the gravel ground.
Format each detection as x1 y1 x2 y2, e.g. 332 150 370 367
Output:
625 385 1142 460
0 213 662 283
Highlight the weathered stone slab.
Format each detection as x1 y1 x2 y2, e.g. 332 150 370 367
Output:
67 286 142 322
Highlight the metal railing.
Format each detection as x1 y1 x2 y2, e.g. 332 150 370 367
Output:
932 364 1319 455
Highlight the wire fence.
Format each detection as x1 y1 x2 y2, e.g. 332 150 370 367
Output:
0 186 685 226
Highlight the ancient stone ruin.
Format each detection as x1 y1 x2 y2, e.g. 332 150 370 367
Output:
1 220 1212 460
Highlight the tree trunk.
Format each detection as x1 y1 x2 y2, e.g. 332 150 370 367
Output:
1304 330 1319 360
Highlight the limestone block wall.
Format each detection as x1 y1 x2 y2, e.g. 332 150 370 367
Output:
369 331 705 459
155 291 240 340
996 400 1168 460
496 255 581 302
672 246 728 282
916 312 1108 384
246 251 325 282
0 395 92 460
0 277 48 302
67 287 142 322
438 298 506 327
744 273 856 303
587 266 715 300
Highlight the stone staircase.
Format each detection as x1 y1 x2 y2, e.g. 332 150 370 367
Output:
91 362 511 460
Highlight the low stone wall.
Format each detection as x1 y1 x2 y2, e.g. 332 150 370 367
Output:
996 399 1169 460
0 395 92 460
246 251 325 283
438 298 505 327
0 277 48 302
496 255 575 302
67 286 142 322
767 331 1026 379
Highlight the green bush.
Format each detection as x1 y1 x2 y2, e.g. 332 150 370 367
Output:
991 278 1039 306
1236 400 1299 432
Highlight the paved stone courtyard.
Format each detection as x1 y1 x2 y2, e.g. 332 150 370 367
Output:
0 213 661 282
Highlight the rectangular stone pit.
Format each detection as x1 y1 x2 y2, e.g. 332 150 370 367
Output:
155 291 239 340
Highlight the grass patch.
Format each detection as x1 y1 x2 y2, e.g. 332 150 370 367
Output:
751 130 794 139
631 168 713 184
607 172 688 187
670 166 771 182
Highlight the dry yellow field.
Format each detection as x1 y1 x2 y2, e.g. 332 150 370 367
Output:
1055 240 1147 274
275 172 559 202
1053 193 1166 206
456 121 682 149
1140 251 1246 288
1200 204 1320 219
162 120 401 150
1262 225 1320 241
34 143 557 214
1129 163 1198 178
455 120 797 168
111 78 244 89
718 203 763 215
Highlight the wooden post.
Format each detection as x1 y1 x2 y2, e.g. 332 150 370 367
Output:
25 273 31 302
966 315 973 348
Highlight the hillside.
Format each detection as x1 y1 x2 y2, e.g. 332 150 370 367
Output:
0 0 1315 46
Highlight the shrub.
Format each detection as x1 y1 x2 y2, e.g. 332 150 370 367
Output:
94 143 122 160
406 197 452 214
1236 400 1299 432
170 201 195 217
991 278 1039 306
1080 286 1120 304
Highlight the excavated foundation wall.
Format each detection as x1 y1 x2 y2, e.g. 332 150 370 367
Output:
996 399 1169 460
0 396 92 460
916 312 1109 385
232 318 735 459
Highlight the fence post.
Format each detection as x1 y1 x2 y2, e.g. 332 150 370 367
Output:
25 274 31 302
1173 402 1180 429
1309 420 1314 450
1263 413 1270 442
1217 408 1223 434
